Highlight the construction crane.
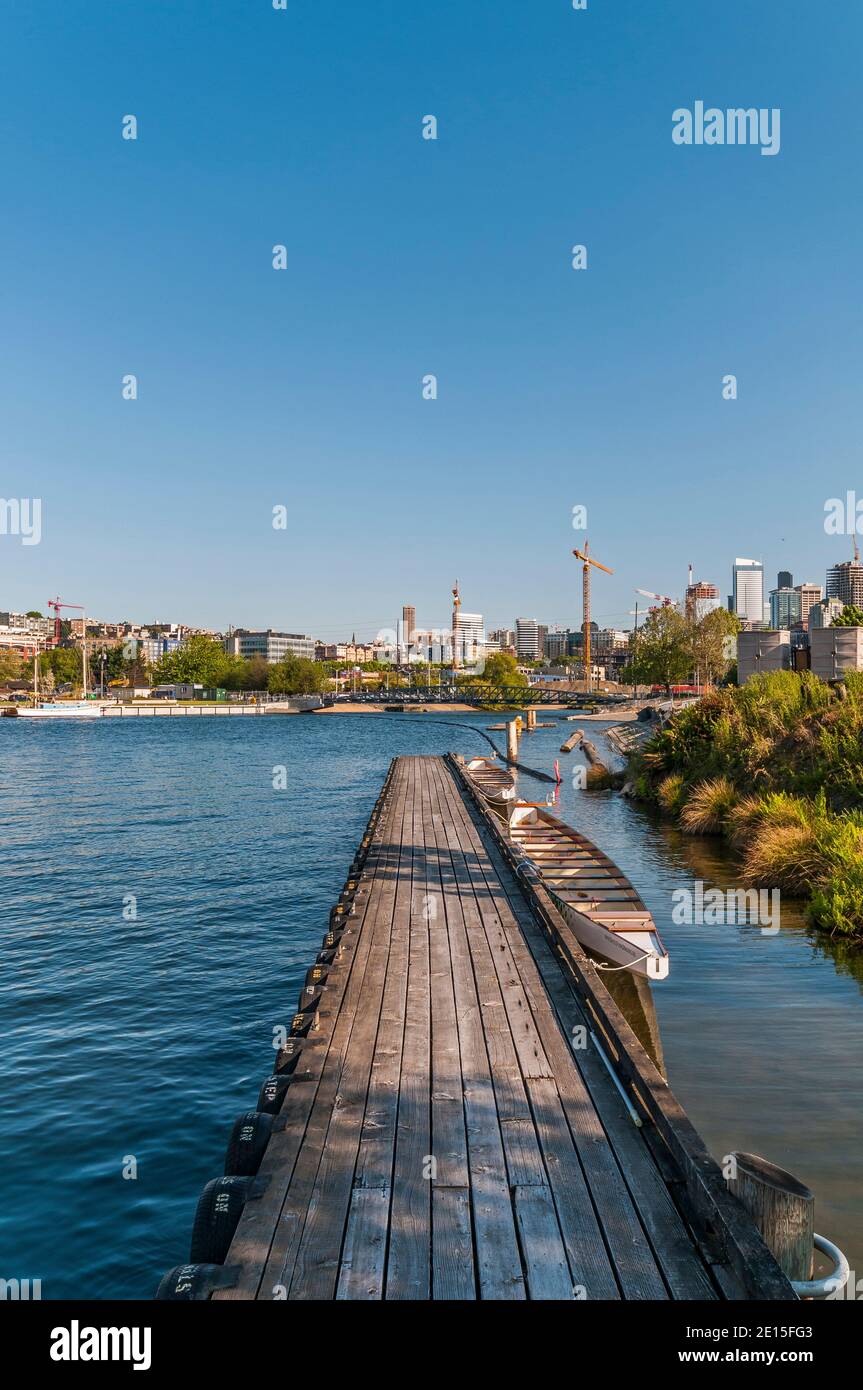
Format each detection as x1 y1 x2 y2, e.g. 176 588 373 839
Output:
572 541 613 693
47 597 84 647
635 587 677 609
451 582 461 671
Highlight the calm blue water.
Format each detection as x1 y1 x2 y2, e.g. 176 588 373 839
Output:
1 712 861 1297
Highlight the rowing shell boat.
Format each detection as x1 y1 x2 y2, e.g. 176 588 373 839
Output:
508 801 669 980
460 755 517 819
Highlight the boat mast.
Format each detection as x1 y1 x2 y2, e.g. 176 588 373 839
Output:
81 612 87 698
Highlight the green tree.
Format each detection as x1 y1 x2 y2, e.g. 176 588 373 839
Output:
480 651 528 690
623 607 691 692
688 608 740 686
267 655 327 696
152 636 230 687
42 647 83 686
0 650 25 682
832 604 863 627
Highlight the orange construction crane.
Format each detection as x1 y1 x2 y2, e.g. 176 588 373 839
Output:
572 541 613 693
451 582 462 671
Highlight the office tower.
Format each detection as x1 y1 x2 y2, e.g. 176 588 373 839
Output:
456 612 483 664
515 618 540 660
769 587 801 629
794 582 823 629
777 571 793 590
732 558 764 626
402 605 416 644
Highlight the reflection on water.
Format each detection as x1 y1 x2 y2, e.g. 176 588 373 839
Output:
595 962 666 1076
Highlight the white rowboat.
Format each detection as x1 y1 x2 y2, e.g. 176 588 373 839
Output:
507 801 669 980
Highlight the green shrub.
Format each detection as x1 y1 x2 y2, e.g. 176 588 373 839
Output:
809 858 863 936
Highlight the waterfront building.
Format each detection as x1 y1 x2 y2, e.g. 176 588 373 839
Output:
225 630 316 663
0 611 53 655
769 587 801 630
732 558 764 626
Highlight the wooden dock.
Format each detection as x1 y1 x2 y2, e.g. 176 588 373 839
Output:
160 755 795 1301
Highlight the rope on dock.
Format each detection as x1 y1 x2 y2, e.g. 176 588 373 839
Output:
427 718 558 783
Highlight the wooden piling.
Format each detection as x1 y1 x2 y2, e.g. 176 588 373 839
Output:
728 1153 815 1283
506 718 519 762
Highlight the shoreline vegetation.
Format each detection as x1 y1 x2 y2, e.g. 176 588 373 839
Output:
626 670 863 939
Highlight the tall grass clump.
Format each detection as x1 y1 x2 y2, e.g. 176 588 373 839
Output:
679 777 737 835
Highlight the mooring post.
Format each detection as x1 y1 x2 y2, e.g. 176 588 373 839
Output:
506 718 519 762
728 1152 815 1283
526 707 536 731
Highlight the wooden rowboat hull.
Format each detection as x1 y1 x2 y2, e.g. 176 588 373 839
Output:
508 802 669 980
547 887 669 980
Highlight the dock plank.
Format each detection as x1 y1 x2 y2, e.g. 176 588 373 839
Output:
200 755 791 1302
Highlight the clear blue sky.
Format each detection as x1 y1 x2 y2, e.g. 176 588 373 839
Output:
1 1 860 640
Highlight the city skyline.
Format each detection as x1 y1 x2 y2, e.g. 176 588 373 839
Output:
3 530 853 650
1 3 861 633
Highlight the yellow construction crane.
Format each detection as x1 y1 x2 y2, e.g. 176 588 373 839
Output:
572 541 613 693
451 582 461 671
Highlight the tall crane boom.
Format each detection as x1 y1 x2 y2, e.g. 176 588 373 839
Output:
635 587 676 608
47 596 84 647
451 582 461 672
572 541 613 693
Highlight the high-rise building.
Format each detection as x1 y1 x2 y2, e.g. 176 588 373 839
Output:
402 605 416 644
685 580 721 622
732 558 764 627
456 612 484 665
794 582 823 629
488 628 515 651
777 571 793 590
809 597 844 631
826 560 863 608
515 618 540 660
769 587 801 630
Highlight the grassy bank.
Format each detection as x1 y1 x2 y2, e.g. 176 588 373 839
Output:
628 670 863 938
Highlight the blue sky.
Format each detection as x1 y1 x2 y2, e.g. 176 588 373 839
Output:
1 1 860 639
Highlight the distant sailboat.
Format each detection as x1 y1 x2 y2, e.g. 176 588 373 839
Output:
2 625 106 719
